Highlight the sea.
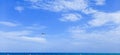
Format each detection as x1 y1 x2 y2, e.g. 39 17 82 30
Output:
0 53 120 55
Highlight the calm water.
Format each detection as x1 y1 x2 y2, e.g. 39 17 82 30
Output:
0 53 120 55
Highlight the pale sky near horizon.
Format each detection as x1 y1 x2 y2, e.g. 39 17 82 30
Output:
0 0 120 53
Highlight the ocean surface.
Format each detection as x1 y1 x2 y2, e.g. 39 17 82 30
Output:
0 53 120 55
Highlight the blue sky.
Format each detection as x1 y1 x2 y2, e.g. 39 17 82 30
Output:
0 0 120 53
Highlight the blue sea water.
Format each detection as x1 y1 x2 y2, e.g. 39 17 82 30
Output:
0 53 120 55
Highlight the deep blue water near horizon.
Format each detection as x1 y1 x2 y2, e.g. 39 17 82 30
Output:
0 53 120 55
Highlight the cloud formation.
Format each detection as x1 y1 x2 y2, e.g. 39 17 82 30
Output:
3 0 120 52
61 24 119 52
25 0 88 12
0 30 47 43
0 21 47 43
95 0 106 5
15 6 24 13
24 0 120 46
60 13 82 22
0 21 47 52
24 0 89 22
0 21 19 27
88 11 120 27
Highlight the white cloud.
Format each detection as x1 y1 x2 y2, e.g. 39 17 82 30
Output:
0 30 31 37
25 0 88 12
0 21 18 27
15 6 24 13
95 0 106 5
88 11 120 27
60 13 82 22
25 0 40 3
0 22 47 52
55 0 88 11
0 21 47 43
0 30 47 43
11 0 120 52
68 25 120 44
68 26 85 34
24 0 120 42
82 8 98 14
21 36 46 43
25 24 47 30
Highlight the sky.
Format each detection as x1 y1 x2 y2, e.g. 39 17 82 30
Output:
0 0 120 53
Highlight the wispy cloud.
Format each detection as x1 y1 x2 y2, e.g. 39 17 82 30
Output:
21 36 46 43
24 0 89 22
0 21 19 27
15 6 24 13
0 22 47 43
0 30 47 43
89 11 120 27
95 0 106 5
23 0 120 42
24 0 120 43
5 0 120 52
25 0 40 3
68 25 120 44
25 24 47 30
60 13 82 22
0 21 47 52
24 0 88 12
